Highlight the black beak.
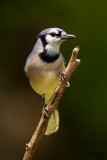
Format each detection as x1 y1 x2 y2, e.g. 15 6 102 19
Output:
61 34 76 40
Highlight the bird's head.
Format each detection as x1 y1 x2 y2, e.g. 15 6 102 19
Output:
37 28 76 50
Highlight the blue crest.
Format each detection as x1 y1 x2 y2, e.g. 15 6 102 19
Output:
37 28 51 38
37 28 65 38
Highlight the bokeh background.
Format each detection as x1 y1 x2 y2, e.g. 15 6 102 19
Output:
0 0 107 160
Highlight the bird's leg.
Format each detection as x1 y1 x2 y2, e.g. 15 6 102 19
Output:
60 72 70 87
42 105 50 118
42 95 45 106
42 95 50 118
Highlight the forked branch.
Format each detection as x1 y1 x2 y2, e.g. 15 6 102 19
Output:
23 46 80 160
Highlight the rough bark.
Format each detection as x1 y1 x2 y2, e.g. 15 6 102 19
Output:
23 46 80 160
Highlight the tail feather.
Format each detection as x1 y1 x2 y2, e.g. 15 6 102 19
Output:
45 109 59 135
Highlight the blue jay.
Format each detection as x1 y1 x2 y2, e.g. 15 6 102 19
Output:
25 28 76 135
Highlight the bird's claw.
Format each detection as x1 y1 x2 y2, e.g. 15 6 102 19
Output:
60 72 70 87
42 107 50 118
60 72 67 81
66 82 70 87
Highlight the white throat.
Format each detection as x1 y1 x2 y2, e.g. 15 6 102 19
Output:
45 43 60 53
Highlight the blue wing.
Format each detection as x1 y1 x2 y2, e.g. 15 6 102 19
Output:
61 53 66 65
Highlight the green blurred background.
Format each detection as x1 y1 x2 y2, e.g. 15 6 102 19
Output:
0 0 107 160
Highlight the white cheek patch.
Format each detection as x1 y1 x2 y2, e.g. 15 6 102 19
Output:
46 35 57 43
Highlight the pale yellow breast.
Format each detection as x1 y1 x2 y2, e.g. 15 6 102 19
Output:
26 54 65 98
30 71 59 96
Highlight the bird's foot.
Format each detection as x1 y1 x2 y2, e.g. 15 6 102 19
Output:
42 106 50 118
66 82 70 87
60 72 70 87
60 72 67 81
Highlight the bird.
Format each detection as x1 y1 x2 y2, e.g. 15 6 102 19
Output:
25 28 76 135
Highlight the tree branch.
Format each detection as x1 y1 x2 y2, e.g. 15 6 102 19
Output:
22 46 80 160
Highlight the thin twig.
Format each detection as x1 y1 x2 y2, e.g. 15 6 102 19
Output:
22 46 80 160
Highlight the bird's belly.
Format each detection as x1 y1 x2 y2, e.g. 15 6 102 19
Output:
30 71 59 96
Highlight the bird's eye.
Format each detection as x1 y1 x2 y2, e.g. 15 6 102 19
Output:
50 32 56 37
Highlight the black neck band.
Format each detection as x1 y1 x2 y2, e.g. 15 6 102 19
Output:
40 36 48 47
39 50 60 63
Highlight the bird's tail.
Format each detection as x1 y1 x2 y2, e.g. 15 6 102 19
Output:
45 108 59 135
